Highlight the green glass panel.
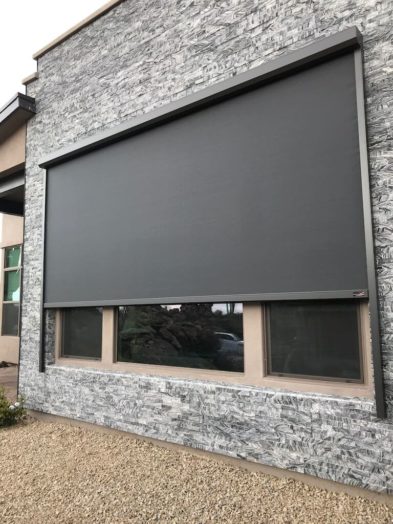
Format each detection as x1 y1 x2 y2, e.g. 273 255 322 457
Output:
4 270 20 302
4 246 21 268
2 303 19 336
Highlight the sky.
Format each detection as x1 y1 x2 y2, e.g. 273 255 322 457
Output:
0 0 107 104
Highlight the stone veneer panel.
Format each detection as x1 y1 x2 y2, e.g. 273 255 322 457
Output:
19 0 393 492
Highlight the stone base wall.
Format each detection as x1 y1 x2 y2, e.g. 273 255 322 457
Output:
21 365 393 493
19 0 393 492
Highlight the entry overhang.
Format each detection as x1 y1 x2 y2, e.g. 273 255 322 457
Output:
0 93 35 144
0 92 35 216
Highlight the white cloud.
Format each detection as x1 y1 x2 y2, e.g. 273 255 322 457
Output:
0 0 107 103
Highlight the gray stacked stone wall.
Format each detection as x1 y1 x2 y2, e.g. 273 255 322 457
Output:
19 0 393 492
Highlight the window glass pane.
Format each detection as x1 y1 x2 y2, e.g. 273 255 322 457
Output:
117 303 244 372
3 270 20 302
5 246 21 268
62 308 102 359
2 303 19 336
267 301 362 381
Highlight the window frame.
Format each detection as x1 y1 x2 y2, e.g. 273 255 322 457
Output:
59 307 104 361
259 302 373 397
264 301 364 384
54 302 374 398
1 245 22 337
114 304 245 373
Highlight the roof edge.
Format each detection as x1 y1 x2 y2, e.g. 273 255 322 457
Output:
0 92 36 117
0 93 36 144
33 0 126 60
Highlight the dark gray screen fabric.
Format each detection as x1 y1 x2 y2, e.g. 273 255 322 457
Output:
44 52 367 307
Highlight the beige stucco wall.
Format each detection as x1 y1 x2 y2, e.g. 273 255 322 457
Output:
0 213 24 248
0 213 23 363
0 125 26 178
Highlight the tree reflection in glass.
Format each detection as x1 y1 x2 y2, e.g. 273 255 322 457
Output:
117 303 243 372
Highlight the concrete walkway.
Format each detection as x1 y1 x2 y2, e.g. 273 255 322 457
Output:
0 365 17 401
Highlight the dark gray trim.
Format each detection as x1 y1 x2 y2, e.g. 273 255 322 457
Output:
0 92 35 117
0 162 25 179
39 27 362 168
44 290 368 308
0 200 24 215
0 172 25 216
354 49 385 418
0 173 24 195
39 170 47 373
0 92 36 143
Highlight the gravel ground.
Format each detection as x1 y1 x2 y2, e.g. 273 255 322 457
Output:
0 421 392 523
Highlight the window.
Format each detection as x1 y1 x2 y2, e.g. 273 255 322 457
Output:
266 301 362 382
55 300 372 398
61 308 103 360
2 245 21 336
117 303 244 372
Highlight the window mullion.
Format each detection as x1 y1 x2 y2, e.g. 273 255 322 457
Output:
102 307 115 366
243 303 264 382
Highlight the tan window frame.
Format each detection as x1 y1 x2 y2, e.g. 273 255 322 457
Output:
264 302 365 384
60 307 103 361
55 302 374 398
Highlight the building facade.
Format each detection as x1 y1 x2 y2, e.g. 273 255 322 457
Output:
16 0 393 493
0 213 23 363
0 94 31 363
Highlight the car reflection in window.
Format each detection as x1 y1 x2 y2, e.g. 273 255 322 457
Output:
214 332 244 372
